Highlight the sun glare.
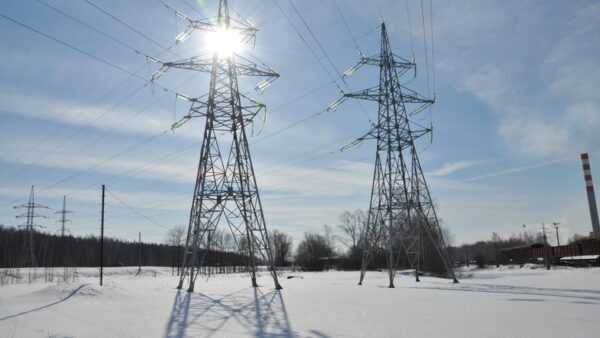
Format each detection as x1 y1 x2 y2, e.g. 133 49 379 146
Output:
206 28 245 57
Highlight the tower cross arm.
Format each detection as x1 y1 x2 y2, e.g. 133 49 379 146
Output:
170 98 210 130
397 84 435 104
409 127 433 141
13 203 51 210
341 126 378 151
159 55 278 78
17 222 46 228
162 56 214 73
358 53 415 69
234 55 279 78
176 13 258 44
343 86 380 101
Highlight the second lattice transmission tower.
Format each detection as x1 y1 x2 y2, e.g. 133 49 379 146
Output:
150 0 282 292
339 22 457 287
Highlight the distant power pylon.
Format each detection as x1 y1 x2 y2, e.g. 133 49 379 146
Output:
337 22 457 287
14 186 50 267
150 0 282 292
55 196 72 237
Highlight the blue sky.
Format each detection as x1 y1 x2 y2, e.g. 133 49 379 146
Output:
0 0 598 246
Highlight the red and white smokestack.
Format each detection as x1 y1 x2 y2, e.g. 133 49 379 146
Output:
581 153 600 236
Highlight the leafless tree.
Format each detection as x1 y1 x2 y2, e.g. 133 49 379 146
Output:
165 226 186 275
269 230 293 267
295 232 334 271
165 226 186 247
338 209 367 249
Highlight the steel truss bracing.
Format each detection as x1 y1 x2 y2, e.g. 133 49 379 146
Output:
154 0 281 292
341 22 457 287
14 186 50 267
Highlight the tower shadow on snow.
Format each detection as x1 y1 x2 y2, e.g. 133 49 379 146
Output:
164 287 294 337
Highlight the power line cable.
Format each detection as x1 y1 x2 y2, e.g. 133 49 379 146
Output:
272 0 339 85
0 83 147 187
0 76 133 186
331 0 361 53
429 0 436 95
258 131 364 176
83 0 181 59
0 11 176 94
288 1 348 84
286 0 373 122
0 8 376 213
36 0 151 57
63 127 368 219
179 0 204 17
420 0 431 97
0 10 200 191
0 0 182 182
263 154 373 191
404 0 416 58
106 188 169 229
24 72 199 188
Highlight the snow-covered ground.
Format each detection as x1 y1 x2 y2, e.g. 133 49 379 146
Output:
1 265 600 337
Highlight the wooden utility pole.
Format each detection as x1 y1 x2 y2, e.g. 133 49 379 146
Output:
100 185 105 286
138 232 142 275
177 242 181 276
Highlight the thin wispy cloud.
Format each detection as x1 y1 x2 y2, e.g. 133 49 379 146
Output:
427 159 488 177
0 85 199 139
463 158 571 182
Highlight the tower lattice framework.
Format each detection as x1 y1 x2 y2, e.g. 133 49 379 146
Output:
14 186 50 267
151 0 281 292
341 22 457 287
56 195 72 237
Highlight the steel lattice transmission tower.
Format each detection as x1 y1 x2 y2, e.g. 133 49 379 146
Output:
150 0 282 292
56 196 72 237
339 22 457 287
14 186 50 267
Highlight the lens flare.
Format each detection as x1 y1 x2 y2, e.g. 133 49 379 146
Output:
206 28 245 57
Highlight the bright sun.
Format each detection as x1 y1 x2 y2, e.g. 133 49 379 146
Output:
206 28 245 57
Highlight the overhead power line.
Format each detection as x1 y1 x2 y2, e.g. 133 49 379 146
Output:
23 71 199 189
404 0 416 57
83 0 181 59
288 0 348 85
0 6 377 217
0 75 139 187
36 0 150 57
6 84 148 187
420 0 431 96
283 0 373 122
429 0 436 95
106 188 169 230
0 0 184 183
272 0 338 84
331 0 361 53
0 11 176 95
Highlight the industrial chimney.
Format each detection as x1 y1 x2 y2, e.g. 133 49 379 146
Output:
581 153 600 236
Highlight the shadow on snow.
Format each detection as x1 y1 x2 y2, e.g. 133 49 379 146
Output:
412 281 600 304
0 284 89 321
164 287 295 337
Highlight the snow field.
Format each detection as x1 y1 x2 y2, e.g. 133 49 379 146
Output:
1 266 600 337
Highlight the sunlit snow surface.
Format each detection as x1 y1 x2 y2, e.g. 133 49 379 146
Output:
1 266 600 337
